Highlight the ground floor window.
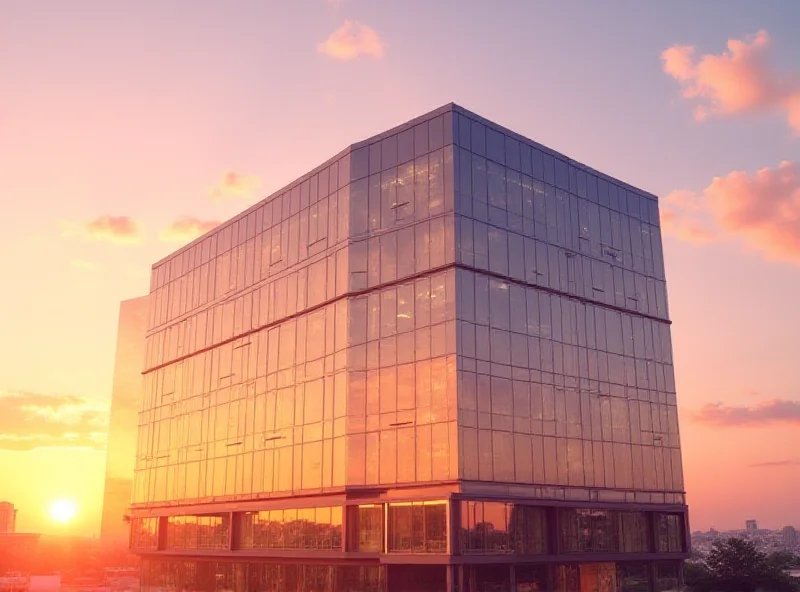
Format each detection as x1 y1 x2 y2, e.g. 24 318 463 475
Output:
141 560 683 592
141 560 384 592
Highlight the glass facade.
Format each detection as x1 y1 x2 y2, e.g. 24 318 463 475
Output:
130 104 688 591
453 108 682 500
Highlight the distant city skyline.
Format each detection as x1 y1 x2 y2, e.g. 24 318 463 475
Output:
1 0 799 535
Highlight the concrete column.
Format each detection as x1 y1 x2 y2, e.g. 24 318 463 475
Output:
157 516 168 550
341 503 350 552
446 564 457 592
649 562 658 592
228 511 237 550
457 565 466 592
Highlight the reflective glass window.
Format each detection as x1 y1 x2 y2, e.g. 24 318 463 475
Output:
460 501 512 554
237 506 342 550
617 562 651 592
655 562 681 591
130 517 159 550
350 504 384 552
657 513 684 552
387 501 447 553
510 505 548 554
165 514 230 550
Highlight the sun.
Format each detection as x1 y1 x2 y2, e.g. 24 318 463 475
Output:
49 499 78 523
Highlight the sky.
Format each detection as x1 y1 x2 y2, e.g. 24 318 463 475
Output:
1 0 798 536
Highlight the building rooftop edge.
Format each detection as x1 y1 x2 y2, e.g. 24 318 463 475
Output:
152 101 658 269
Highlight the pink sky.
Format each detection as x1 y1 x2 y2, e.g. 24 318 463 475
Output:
0 0 798 535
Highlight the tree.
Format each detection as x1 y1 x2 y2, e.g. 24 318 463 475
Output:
767 551 800 572
685 537 799 592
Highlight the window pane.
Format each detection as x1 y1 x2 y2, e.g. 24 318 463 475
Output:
352 504 384 552
387 501 447 554
511 506 548 554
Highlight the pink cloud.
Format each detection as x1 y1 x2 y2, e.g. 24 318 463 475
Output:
318 21 386 61
62 215 144 244
661 30 800 133
693 399 800 427
160 217 220 243
87 216 143 243
749 459 800 468
660 190 717 244
663 161 800 262
208 171 261 203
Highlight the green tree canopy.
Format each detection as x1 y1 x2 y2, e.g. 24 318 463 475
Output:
686 538 798 592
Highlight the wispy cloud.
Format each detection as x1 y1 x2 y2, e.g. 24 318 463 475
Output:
692 399 800 427
159 217 221 244
662 161 800 263
660 190 717 244
0 389 109 451
208 171 261 203
60 216 144 245
318 20 386 61
662 30 800 134
0 433 107 451
749 459 800 468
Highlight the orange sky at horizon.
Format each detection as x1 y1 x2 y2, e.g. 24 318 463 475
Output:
1 0 798 536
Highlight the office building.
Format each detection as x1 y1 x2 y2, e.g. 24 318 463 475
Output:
0 506 39 576
0 503 16 534
130 104 689 591
782 526 798 547
100 296 150 544
746 520 758 534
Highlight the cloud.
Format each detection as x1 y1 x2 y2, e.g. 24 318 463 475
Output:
159 217 221 243
0 389 109 451
208 171 261 203
692 399 800 427
0 433 107 452
662 161 800 262
660 190 717 244
749 459 800 468
661 30 800 133
86 216 143 244
60 216 144 245
318 20 386 61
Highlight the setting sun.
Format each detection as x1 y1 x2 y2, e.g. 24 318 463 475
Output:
49 499 78 523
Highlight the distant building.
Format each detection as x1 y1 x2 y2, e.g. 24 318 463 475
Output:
783 525 799 547
100 296 149 546
0 574 27 592
128 104 689 592
0 503 15 534
746 519 759 533
0 534 40 575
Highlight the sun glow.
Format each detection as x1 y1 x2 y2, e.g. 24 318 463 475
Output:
49 499 78 523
